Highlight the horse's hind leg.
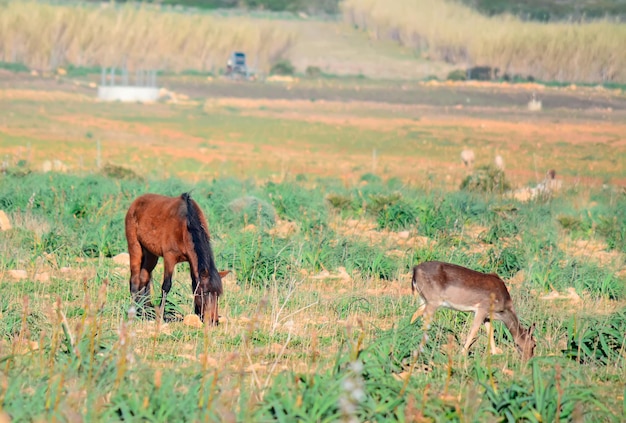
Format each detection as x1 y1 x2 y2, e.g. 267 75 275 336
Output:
159 254 177 321
137 249 158 314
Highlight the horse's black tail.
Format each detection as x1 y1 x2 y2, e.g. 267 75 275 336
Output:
182 193 223 296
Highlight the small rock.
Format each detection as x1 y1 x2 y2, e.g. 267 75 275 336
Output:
198 354 218 367
42 160 52 173
183 314 203 328
8 269 27 280
34 272 50 282
60 267 72 273
0 210 11 231
242 224 257 233
398 230 410 239
52 160 67 172
0 410 11 423
112 253 130 266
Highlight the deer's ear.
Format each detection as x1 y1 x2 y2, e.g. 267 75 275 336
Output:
218 270 231 278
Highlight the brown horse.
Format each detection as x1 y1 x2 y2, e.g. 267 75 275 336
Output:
125 192 227 324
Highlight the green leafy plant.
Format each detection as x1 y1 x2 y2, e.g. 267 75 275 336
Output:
478 360 610 422
563 308 626 366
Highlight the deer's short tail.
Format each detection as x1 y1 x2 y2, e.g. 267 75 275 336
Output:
411 266 419 294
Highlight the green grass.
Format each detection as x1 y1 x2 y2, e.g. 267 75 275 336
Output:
0 162 624 421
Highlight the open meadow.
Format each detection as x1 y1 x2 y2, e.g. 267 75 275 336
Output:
0 0 625 418
0 68 624 421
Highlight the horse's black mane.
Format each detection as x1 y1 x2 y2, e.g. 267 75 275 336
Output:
181 193 222 295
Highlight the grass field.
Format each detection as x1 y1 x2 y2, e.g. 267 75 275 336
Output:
0 69 625 421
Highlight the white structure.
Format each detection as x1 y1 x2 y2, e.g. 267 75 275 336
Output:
97 67 160 103
97 86 160 102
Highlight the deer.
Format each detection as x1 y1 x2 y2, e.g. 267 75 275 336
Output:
410 261 536 360
460 149 475 168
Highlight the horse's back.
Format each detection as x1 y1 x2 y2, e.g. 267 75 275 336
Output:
125 193 188 257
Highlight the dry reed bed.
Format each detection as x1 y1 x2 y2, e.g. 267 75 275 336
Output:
0 1 297 72
342 0 626 83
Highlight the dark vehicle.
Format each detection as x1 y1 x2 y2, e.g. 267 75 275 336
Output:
226 52 248 79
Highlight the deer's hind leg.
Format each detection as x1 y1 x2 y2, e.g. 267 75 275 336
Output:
416 303 439 350
462 309 488 356
410 302 427 324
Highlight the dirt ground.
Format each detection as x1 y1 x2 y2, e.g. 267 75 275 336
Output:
0 71 625 188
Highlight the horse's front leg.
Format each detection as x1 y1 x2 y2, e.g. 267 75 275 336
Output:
191 274 203 320
192 276 219 325
159 254 177 321
206 292 219 326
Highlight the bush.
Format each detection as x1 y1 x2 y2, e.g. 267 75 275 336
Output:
359 173 382 184
446 69 467 81
0 61 29 73
485 245 525 279
270 59 295 76
377 201 417 231
338 239 401 280
481 215 520 244
101 163 143 181
460 165 510 193
219 231 291 287
326 193 354 211
305 65 323 78
265 181 327 232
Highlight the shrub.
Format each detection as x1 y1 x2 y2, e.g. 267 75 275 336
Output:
377 201 417 231
446 69 467 81
270 59 295 76
481 215 520 244
595 214 626 253
366 192 401 214
340 239 401 280
359 173 382 184
460 165 510 193
305 65 323 78
264 181 327 232
0 61 29 73
101 163 143 181
219 231 291 287
485 246 525 279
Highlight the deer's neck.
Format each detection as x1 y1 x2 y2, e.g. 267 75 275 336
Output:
501 311 528 343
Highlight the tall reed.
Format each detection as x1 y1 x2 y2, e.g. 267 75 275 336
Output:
0 1 297 72
342 0 626 83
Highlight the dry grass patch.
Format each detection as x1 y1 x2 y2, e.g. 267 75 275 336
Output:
559 237 624 270
0 2 296 72
343 0 626 83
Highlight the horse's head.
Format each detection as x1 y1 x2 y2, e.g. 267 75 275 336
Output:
195 270 230 325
